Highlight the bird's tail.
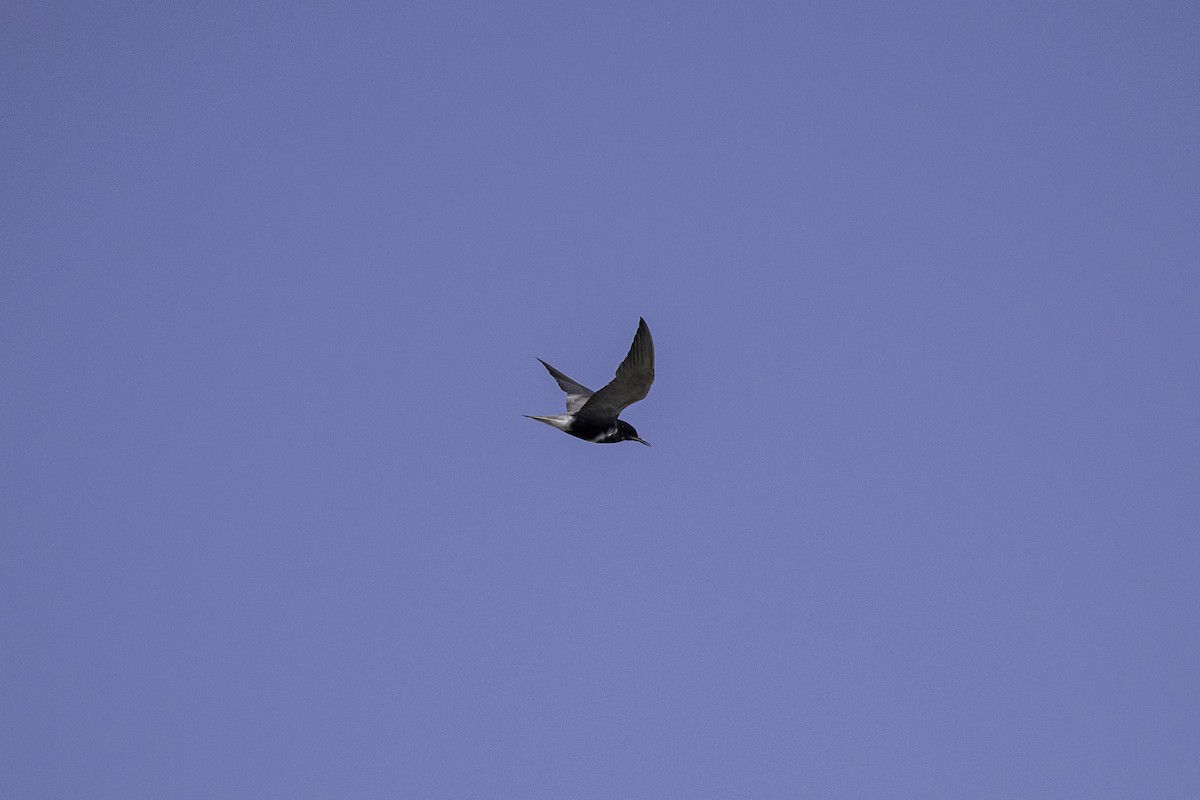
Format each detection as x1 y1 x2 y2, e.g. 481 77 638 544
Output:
524 414 573 431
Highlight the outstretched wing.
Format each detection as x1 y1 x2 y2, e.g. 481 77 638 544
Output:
537 359 594 413
576 318 654 424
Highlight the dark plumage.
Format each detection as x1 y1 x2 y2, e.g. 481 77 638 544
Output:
525 318 655 446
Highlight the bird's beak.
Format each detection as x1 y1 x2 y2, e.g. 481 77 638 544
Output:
631 437 650 447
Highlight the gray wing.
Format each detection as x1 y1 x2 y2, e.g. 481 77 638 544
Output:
576 318 654 424
537 359 594 414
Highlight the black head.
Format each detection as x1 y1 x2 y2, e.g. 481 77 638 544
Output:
616 419 650 446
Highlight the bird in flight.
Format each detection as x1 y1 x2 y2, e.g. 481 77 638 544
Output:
526 318 655 446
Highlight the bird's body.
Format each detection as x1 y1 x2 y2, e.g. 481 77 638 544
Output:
526 318 655 446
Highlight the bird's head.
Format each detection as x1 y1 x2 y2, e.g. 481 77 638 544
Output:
616 420 650 446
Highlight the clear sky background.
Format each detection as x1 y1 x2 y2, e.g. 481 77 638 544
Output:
3 3 1198 797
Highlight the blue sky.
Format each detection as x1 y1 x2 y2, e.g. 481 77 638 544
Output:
3 3 1198 797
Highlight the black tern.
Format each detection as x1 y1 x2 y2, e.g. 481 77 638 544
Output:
526 318 654 446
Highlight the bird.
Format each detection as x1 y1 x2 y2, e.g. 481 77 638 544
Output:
526 318 655 446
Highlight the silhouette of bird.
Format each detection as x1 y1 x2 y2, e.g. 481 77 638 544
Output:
526 318 654 446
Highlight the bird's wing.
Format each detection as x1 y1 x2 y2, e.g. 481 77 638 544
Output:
576 318 654 424
537 359 594 414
